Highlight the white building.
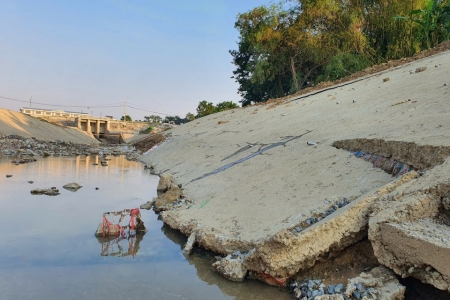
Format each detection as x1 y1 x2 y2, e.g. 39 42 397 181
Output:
20 107 90 118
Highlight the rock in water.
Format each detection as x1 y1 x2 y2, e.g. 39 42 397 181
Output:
31 187 60 196
63 182 82 191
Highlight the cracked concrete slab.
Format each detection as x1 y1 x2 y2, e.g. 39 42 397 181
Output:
140 49 450 284
369 158 450 291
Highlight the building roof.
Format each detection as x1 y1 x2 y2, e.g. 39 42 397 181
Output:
20 107 90 114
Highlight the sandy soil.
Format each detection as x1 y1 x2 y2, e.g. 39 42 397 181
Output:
0 109 99 144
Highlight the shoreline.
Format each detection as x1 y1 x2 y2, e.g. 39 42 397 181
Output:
138 48 450 296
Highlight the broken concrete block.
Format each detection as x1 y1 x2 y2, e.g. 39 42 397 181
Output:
182 232 197 255
140 199 154 210
154 187 183 210
212 252 249 282
344 266 405 300
369 165 450 292
381 221 450 290
241 172 418 282
157 173 174 193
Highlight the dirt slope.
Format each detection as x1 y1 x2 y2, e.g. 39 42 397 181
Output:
0 108 99 144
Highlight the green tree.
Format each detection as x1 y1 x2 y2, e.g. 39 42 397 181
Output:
120 115 132 121
230 0 450 105
216 101 239 112
196 101 216 118
185 112 195 121
145 115 162 123
394 0 450 49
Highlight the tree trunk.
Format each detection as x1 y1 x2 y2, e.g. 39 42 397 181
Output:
291 57 299 92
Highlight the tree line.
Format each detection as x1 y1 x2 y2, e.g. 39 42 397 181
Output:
142 100 239 124
230 0 450 106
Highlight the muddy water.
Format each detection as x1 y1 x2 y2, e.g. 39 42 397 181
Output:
0 155 290 300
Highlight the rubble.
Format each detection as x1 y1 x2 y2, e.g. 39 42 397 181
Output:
368 159 450 292
0 135 141 162
290 267 405 300
94 208 147 237
212 251 251 282
140 200 154 210
182 232 197 255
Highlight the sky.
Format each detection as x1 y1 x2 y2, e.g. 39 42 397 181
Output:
0 0 273 120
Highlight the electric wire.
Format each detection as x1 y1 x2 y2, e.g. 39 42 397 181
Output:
1 95 187 116
0 96 122 108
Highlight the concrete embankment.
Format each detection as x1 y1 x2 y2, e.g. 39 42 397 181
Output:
140 49 450 293
0 108 99 144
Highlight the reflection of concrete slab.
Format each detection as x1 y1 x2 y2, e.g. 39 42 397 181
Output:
140 50 450 284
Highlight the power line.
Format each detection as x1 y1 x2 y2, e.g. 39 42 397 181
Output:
126 105 185 116
0 96 122 108
1 95 187 116
127 102 184 116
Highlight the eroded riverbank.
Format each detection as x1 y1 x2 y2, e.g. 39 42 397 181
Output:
139 49 450 297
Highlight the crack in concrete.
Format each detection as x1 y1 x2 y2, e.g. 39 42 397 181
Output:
190 130 312 183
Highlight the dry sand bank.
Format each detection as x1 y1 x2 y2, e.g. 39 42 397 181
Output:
0 108 99 144
140 50 450 290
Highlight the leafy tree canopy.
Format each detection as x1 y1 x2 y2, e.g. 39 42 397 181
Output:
120 115 132 121
195 100 239 118
231 0 450 106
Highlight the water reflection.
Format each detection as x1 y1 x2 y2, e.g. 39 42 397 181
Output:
161 224 290 300
0 155 290 300
97 234 144 258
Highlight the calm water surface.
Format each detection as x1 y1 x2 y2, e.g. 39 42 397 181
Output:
0 155 290 300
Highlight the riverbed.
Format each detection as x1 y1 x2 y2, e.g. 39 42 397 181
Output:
0 155 290 300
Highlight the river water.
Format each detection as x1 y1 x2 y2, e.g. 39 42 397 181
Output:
0 155 290 300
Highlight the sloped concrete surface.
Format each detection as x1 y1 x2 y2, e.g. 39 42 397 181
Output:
140 50 450 284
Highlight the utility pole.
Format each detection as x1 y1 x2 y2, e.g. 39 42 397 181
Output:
123 100 127 123
29 96 32 108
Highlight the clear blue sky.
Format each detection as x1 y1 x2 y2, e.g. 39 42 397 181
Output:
0 0 272 120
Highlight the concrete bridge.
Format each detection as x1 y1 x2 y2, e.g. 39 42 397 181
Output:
76 117 110 138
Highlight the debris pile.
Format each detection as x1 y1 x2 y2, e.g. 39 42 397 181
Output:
0 135 140 162
133 134 166 153
290 267 405 300
94 208 147 237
